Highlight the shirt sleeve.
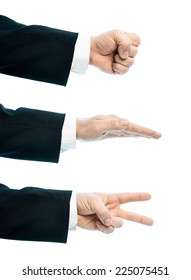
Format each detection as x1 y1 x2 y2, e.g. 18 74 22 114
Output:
68 191 77 230
60 115 76 152
71 33 90 74
60 34 90 152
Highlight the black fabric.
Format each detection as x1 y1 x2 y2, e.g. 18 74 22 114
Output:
0 104 65 162
0 15 78 85
0 15 77 243
0 183 71 243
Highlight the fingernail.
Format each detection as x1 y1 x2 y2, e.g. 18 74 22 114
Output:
123 51 129 58
154 132 162 139
127 45 131 51
96 221 105 232
114 70 120 75
148 218 154 226
104 218 112 226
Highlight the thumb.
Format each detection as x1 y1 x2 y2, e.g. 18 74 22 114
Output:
92 196 112 226
116 32 131 59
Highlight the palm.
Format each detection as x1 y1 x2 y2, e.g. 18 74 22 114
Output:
77 214 99 230
95 53 114 73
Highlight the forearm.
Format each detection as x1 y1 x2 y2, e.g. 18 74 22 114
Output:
0 104 65 162
0 15 78 85
0 183 72 243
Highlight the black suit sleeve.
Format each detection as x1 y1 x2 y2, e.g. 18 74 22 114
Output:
0 15 78 85
0 104 65 162
0 183 71 243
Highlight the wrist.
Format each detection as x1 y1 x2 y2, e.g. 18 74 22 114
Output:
90 36 96 65
76 118 82 139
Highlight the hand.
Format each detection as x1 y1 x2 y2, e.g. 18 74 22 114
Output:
90 30 140 74
76 115 161 142
77 192 153 234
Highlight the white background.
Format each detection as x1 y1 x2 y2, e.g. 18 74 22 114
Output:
0 0 191 279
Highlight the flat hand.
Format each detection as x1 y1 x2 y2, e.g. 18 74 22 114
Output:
76 115 161 141
90 30 140 74
77 192 153 234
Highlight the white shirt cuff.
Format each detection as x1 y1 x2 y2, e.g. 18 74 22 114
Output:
60 115 76 152
69 191 77 230
71 33 90 74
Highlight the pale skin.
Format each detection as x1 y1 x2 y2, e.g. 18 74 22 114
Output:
75 115 160 234
77 32 156 140
90 30 140 74
76 31 156 234
76 115 161 141
0 26 156 240
77 192 153 234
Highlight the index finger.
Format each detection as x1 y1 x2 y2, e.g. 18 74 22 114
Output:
125 32 141 46
124 121 162 139
115 192 152 204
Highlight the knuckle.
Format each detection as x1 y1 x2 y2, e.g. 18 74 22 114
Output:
133 47 138 56
132 33 141 45
128 57 134 66
136 34 141 45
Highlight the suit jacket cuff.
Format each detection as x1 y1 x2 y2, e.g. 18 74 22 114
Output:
0 105 65 163
0 184 72 243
